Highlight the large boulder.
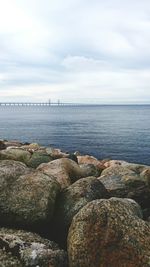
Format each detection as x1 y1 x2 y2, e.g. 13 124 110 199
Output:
0 148 31 165
0 170 60 232
99 165 150 218
38 158 88 189
53 177 108 246
68 198 150 267
0 227 68 267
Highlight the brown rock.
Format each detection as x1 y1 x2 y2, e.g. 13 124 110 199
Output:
38 158 87 189
53 177 108 246
77 155 105 172
77 155 100 165
68 198 150 267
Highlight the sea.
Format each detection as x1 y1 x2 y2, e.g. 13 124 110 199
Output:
0 105 150 165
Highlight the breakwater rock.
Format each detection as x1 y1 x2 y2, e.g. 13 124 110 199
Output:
0 139 150 267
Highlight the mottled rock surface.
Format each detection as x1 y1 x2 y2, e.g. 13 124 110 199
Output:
0 148 31 165
38 158 87 189
68 197 150 267
54 177 108 246
0 170 60 231
79 163 101 177
99 165 150 218
27 151 52 168
0 160 31 189
0 228 68 267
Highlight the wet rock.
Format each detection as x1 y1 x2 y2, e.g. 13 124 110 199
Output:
68 197 150 267
0 170 60 232
99 165 150 217
38 158 87 189
0 148 31 165
0 227 68 267
27 151 52 168
54 177 108 247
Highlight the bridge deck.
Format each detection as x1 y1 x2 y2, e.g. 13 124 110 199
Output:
0 102 82 106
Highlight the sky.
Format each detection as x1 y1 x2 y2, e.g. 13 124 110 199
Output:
0 0 150 104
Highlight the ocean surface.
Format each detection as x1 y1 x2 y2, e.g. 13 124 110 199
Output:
0 105 150 165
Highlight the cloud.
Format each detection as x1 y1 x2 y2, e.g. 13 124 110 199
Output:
0 0 150 103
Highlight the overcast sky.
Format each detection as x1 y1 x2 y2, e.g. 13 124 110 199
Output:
0 0 150 103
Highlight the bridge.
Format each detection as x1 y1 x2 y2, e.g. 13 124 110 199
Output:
0 102 85 106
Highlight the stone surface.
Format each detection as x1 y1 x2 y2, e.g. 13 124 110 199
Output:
53 177 108 247
79 163 101 177
99 165 150 217
27 151 52 168
46 147 69 159
103 159 129 168
68 197 150 267
0 148 31 165
38 158 87 189
77 155 105 172
0 170 60 231
0 160 31 188
0 227 68 267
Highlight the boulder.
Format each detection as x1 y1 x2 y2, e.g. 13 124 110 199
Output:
77 155 105 172
53 177 108 247
77 155 99 165
68 198 150 267
79 163 101 177
0 170 60 232
0 227 68 267
0 160 31 188
0 148 31 165
27 151 52 168
21 143 41 152
103 159 129 168
99 165 150 218
46 147 69 159
38 158 87 189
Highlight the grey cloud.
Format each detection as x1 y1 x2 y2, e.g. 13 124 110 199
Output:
0 0 150 103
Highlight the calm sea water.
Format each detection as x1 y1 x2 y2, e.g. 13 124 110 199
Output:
0 105 149 165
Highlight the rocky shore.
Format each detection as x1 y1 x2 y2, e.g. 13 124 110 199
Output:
0 139 150 267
